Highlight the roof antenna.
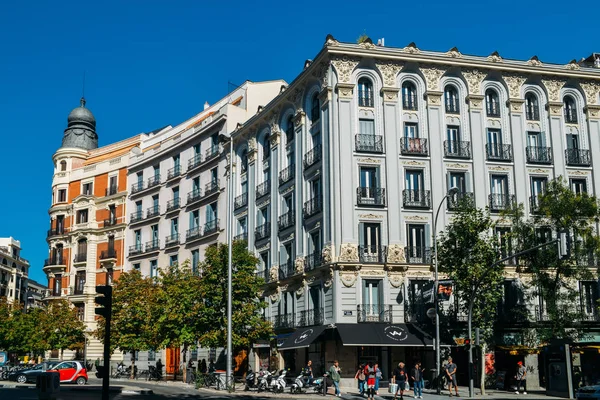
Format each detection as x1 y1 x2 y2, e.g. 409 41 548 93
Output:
80 70 86 107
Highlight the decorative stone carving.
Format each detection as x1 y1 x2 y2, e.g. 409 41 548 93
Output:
446 47 462 58
402 42 420 54
446 163 469 169
587 105 600 119
314 62 330 89
269 265 279 282
541 78 565 103
295 257 305 274
569 170 589 176
358 214 382 220
509 99 525 113
322 245 333 263
548 102 563 116
269 130 280 148
462 69 487 95
487 51 503 63
565 59 580 70
421 66 446 91
426 92 442 106
338 243 359 263
248 137 257 152
293 108 306 128
324 34 340 47
382 88 400 102
357 157 382 164
467 95 484 109
361 269 386 276
331 56 360 84
323 270 333 288
402 160 425 166
405 269 432 278
504 73 527 99
337 83 355 99
269 287 280 302
388 272 404 288
488 166 510 171
287 87 304 106
404 215 429 221
386 244 406 264
340 271 359 287
358 39 377 49
581 81 600 105
527 56 542 67
528 168 550 174
377 61 403 87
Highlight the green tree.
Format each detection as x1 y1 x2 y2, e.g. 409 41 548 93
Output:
505 177 600 342
155 260 204 383
197 242 272 354
437 205 504 394
95 270 161 378
0 298 18 352
44 299 86 360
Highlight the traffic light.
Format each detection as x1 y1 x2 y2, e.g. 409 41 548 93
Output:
95 285 112 318
559 230 571 259
464 338 471 351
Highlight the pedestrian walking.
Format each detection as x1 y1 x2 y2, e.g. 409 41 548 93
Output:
375 363 382 395
355 363 366 396
515 361 527 395
364 361 376 400
445 357 458 397
329 360 342 397
411 362 424 399
393 362 407 400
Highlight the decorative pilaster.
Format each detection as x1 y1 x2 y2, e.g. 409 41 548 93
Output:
293 109 306 128
247 137 257 163
425 91 443 106
586 105 600 119
381 88 400 102
269 130 281 148
336 83 355 99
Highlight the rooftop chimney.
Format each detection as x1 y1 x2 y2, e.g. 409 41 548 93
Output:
204 101 210 110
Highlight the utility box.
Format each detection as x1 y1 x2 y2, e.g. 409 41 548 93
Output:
36 372 60 400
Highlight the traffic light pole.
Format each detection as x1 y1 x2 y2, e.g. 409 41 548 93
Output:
102 306 111 400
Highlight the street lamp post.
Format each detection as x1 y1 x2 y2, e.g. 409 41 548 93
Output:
433 187 458 394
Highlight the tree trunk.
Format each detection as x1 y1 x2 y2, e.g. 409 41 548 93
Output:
468 292 475 398
480 343 486 395
182 344 188 383
60 349 64 361
130 351 136 380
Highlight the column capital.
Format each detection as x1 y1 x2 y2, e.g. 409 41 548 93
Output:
508 98 525 113
547 101 563 117
293 109 306 128
381 87 400 102
425 91 443 106
318 87 332 105
336 83 355 99
586 105 600 119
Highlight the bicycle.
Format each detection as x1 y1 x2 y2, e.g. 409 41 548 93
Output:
136 368 150 380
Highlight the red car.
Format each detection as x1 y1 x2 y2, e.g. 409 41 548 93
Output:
47 361 88 385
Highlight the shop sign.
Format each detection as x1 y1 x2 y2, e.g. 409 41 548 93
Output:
253 340 270 348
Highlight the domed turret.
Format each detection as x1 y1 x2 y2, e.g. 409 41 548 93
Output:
60 97 98 150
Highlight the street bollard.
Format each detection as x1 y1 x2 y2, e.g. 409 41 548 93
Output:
36 372 60 400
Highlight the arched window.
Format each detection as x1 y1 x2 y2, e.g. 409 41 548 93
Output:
485 89 500 117
402 82 418 110
285 115 294 144
240 149 248 174
563 96 578 123
444 86 460 114
525 93 539 121
358 78 374 107
60 160 67 171
310 93 320 122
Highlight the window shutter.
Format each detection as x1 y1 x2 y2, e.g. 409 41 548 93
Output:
359 223 365 247
424 224 432 247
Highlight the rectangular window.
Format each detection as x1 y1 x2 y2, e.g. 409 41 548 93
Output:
566 134 580 150
153 165 160 178
53 274 62 296
362 279 382 319
58 189 67 202
169 255 178 267
173 154 180 168
448 172 467 193
171 218 178 235
260 252 269 271
238 217 247 234
109 205 116 223
192 177 200 192
190 210 200 228
75 303 85 321
447 126 460 143
210 167 218 183
259 207 269 225
150 260 158 278
490 175 508 195
77 209 89 224
404 123 419 139
192 250 200 275
360 167 378 189
109 175 118 191
495 227 513 264
75 271 86 294
152 194 159 208
581 281 599 316
405 170 423 191
193 144 201 155
133 263 140 271
135 201 142 213
136 172 143 184
134 230 141 247
151 225 159 242
82 182 93 196
148 350 156 362
359 119 375 136
570 178 587 195
530 177 547 197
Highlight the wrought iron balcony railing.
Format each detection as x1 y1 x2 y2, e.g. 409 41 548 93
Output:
44 257 65 267
130 211 143 223
357 187 386 206
147 175 161 188
358 245 386 263
255 269 271 283
131 182 144 194
167 165 182 180
186 227 202 241
357 304 393 323
489 194 516 212
486 144 513 161
279 261 297 280
105 185 118 196
298 308 324 327
47 228 65 237
565 149 591 166
278 211 295 231
255 223 271 241
104 218 118 227
303 197 322 218
145 240 160 252
128 244 143 256
355 134 383 153
166 197 181 212
305 251 323 271
100 249 117 260
447 192 474 210
303 144 322 169
205 145 220 162
234 193 248 209
146 205 160 219
204 180 220 197
279 165 295 185
256 181 270 198
233 232 248 242
187 189 202 204
526 146 553 164
188 153 203 170
73 253 87 263
404 246 432 264
526 106 540 121
529 195 542 214
165 233 180 247
403 189 431 209
400 137 428 156
272 313 296 330
444 140 471 159
203 219 219 236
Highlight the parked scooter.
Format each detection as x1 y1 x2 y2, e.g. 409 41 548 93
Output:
244 369 257 391
290 372 325 394
256 369 272 392
272 369 287 393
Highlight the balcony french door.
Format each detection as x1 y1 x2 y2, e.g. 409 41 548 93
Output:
487 129 503 157
491 175 508 196
134 231 141 249
360 223 381 262
362 279 382 320
449 172 466 193
531 177 547 199
407 224 427 263
360 167 378 202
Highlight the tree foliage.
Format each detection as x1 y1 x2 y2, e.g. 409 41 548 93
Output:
504 177 600 342
45 299 86 360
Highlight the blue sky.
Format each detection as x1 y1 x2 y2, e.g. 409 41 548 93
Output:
0 0 598 284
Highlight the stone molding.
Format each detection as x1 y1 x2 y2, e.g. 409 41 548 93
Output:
293 109 306 128
381 87 400 102
541 78 565 103
504 73 527 99
509 98 526 113
426 91 443 106
581 81 600 105
547 101 564 116
336 83 355 99
322 245 333 263
467 94 484 110
295 256 305 274
586 105 600 119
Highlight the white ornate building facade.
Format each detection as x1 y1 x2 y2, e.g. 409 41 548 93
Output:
229 35 600 387
0 237 30 305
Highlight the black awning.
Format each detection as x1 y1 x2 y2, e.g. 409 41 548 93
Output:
337 323 433 347
278 325 328 350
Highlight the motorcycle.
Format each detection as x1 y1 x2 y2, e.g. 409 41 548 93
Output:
256 369 272 392
290 372 325 394
272 369 287 393
244 369 257 390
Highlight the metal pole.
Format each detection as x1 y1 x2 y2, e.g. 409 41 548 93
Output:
226 137 234 387
102 308 111 400
468 296 474 398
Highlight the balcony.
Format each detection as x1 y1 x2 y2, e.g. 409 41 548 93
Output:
130 211 143 223
529 195 542 214
256 269 271 283
234 193 248 209
166 198 181 212
444 140 471 159
279 261 297 280
105 185 118 196
187 189 203 204
303 197 322 218
147 175 161 188
403 95 418 111
400 137 429 156
203 219 219 236
303 144 322 169
526 146 553 164
204 180 220 197
486 144 513 161
278 211 295 231
279 165 295 185
167 165 182 180
355 134 383 153
565 110 578 124
128 244 143 256
565 149 591 166
74 284 85 296
298 308 324 327
447 192 474 211
357 187 386 207
574 251 599 267
272 313 296 330
73 253 87 264
44 257 65 268
255 223 271 241
131 182 144 194
233 232 248 242
357 304 393 323
402 189 431 209
146 205 160 219
497 305 531 326
486 103 501 118
165 233 180 247
305 251 322 271
186 227 202 242
104 217 118 227
256 181 270 198
405 304 428 324
145 240 160 252
526 106 540 121
205 145 220 163
405 246 432 264
47 228 65 237
100 249 117 260
188 153 203 171
489 194 516 212
358 245 386 263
